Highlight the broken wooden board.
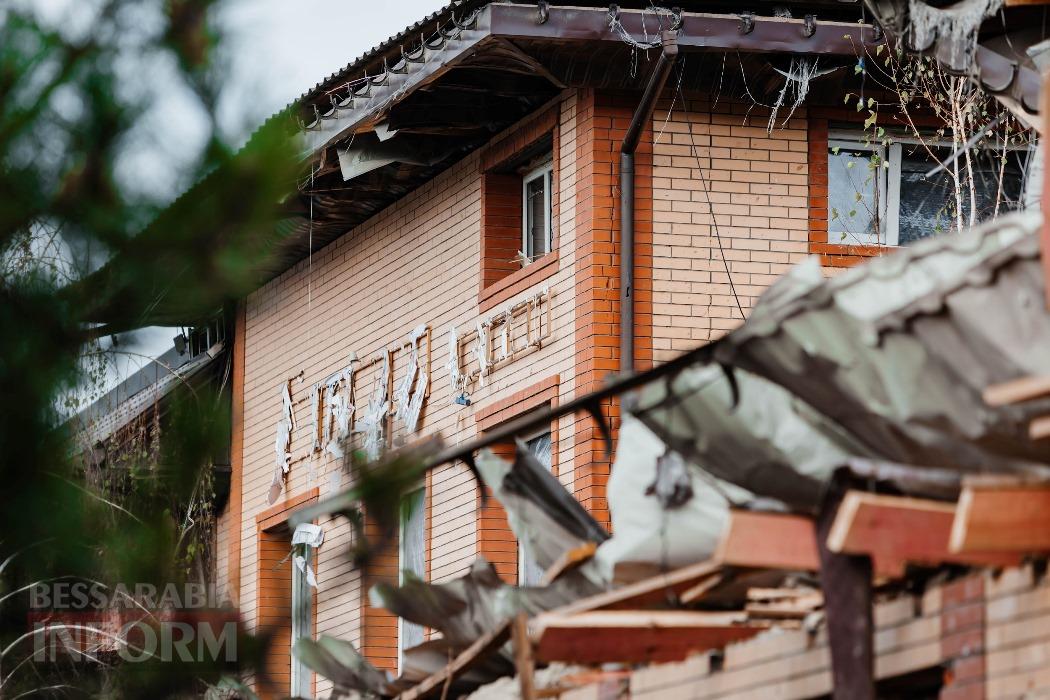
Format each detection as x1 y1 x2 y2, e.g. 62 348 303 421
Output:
983 375 1050 406
532 611 768 664
397 619 512 700
715 510 821 571
950 482 1050 553
541 542 597 586
549 559 724 615
827 491 1023 569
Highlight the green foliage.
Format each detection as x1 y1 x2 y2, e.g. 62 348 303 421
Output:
0 1 298 695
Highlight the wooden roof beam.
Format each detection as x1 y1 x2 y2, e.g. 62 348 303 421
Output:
827 491 1023 569
532 611 769 665
950 481 1050 553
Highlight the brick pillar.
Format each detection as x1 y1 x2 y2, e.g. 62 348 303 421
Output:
361 518 399 674
940 574 986 700
572 89 655 530
476 441 519 583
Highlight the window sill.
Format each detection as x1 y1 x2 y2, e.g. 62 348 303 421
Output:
479 252 559 314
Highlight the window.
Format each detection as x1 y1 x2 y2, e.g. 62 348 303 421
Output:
522 160 553 262
518 431 552 587
398 488 425 668
828 132 1029 247
290 546 312 697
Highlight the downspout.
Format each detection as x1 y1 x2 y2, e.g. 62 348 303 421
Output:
620 30 678 374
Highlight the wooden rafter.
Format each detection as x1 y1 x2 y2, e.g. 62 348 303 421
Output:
950 482 1050 553
396 619 512 700
532 611 769 664
715 510 821 571
827 491 1023 570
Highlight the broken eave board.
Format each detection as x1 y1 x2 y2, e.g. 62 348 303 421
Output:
532 611 769 665
826 491 1023 571
950 482 1050 553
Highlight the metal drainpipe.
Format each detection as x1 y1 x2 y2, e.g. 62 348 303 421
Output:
620 30 678 374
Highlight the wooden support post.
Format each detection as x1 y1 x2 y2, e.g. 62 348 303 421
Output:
950 482 1050 553
816 473 875 700
512 613 537 700
826 491 1023 570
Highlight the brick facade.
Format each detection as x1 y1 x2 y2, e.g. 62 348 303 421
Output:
218 86 1013 697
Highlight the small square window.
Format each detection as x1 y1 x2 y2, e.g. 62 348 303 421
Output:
522 161 553 263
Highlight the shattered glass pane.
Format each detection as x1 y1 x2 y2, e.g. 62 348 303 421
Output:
898 144 1027 245
828 143 881 245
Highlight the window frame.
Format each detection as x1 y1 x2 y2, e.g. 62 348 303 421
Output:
521 160 554 263
290 545 313 698
517 428 553 587
826 136 894 246
397 486 426 672
827 129 1032 248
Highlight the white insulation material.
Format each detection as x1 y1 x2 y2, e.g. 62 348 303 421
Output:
593 416 731 580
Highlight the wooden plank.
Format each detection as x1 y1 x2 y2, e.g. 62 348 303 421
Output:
540 542 597 585
679 573 725 605
548 559 724 615
950 483 1050 553
532 611 768 664
715 510 821 571
827 491 1023 569
983 375 1050 406
397 619 512 700
512 613 536 700
1029 415 1050 440
817 475 875 700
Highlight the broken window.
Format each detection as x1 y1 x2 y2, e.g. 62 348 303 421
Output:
519 431 552 587
398 487 425 667
828 131 1029 246
522 158 553 262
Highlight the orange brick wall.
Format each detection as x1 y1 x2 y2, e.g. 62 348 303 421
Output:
650 97 810 361
238 94 584 693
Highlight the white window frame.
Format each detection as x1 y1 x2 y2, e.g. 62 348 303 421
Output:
290 546 312 698
397 487 426 674
827 137 895 246
827 130 1033 248
517 429 553 587
521 161 554 263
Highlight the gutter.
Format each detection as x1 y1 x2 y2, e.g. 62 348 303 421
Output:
620 30 678 374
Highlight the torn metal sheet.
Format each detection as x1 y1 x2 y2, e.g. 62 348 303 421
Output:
269 416 292 504
360 353 390 460
476 444 609 582
336 137 457 181
394 324 428 433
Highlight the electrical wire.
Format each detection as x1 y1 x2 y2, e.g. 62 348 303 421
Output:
674 62 747 321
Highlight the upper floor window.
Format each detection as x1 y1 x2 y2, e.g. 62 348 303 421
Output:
522 159 553 263
827 131 1029 247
